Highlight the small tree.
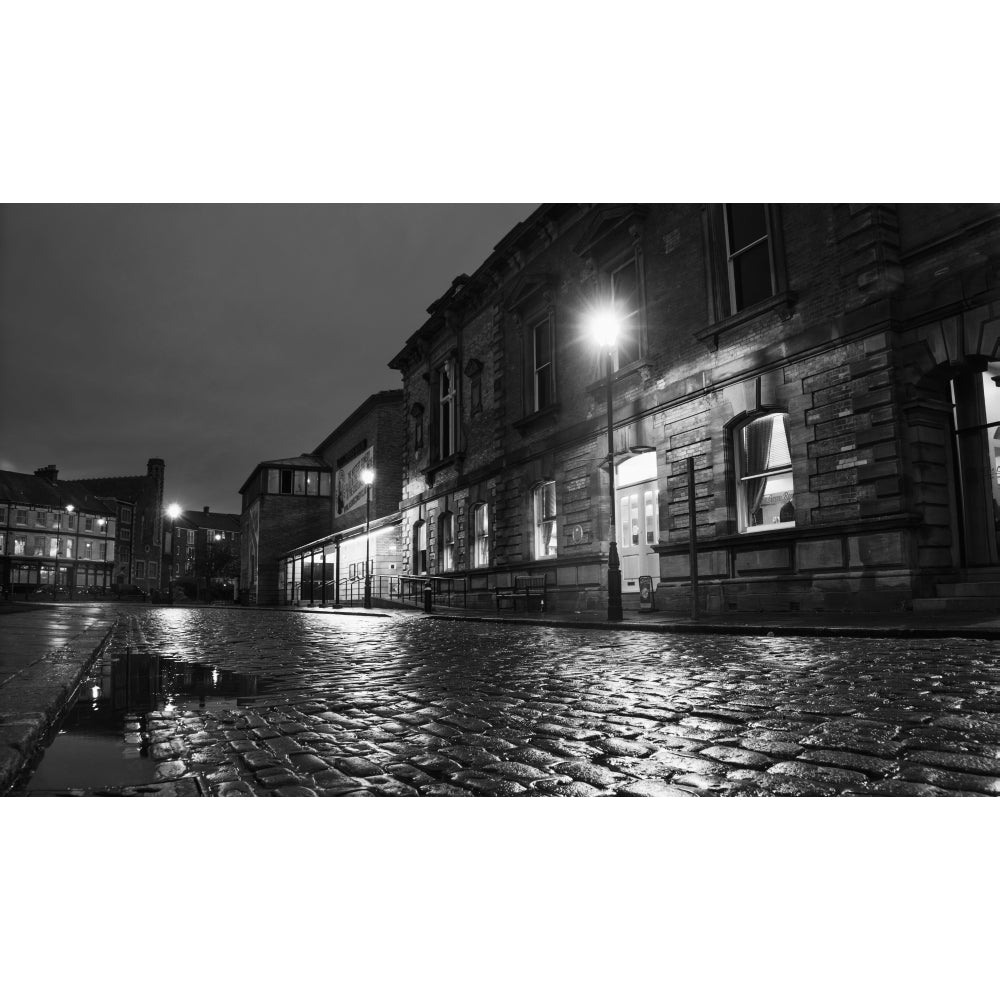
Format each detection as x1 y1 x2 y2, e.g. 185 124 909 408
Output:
195 539 238 602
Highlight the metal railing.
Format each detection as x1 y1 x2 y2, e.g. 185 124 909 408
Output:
285 574 469 609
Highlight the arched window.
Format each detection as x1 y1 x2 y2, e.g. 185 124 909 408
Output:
438 511 454 572
734 412 795 532
413 520 427 575
471 503 489 568
533 481 558 558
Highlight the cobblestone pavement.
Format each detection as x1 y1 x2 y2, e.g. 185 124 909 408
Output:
28 606 1000 796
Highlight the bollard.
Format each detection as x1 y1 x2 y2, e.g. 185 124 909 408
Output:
423 584 433 613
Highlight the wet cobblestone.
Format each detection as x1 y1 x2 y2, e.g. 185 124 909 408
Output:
66 608 1000 796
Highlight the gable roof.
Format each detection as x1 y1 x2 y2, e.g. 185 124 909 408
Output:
0 469 118 516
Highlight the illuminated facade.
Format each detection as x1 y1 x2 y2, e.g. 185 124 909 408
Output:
0 466 121 597
388 204 1000 613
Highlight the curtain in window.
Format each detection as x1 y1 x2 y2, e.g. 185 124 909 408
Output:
742 416 774 524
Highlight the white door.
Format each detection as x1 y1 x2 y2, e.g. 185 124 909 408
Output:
618 480 659 591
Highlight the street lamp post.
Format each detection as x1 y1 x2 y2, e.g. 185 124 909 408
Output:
64 504 75 600
166 503 181 604
361 468 375 609
590 309 624 622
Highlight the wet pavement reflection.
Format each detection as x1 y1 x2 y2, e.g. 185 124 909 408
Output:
20 608 1000 795
20 649 258 794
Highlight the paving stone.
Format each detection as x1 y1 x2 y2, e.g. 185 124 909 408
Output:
867 780 962 797
257 769 302 789
671 772 735 793
335 756 386 778
485 760 551 783
699 746 774 768
250 728 281 740
506 746 567 768
797 749 898 778
554 760 626 788
408 753 462 776
242 751 278 771
440 746 502 769
930 716 1000 740
592 737 656 758
534 722 601 740
766 761 869 788
738 737 803 758
288 753 330 774
420 783 475 796
154 761 187 780
263 736 307 755
313 771 364 791
896 765 1000 795
904 750 1000 777
619 779 697 797
553 781 605 796
647 750 728 776
215 781 256 796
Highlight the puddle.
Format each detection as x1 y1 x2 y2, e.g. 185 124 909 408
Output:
20 649 259 794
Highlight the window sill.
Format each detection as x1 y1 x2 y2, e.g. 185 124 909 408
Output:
695 290 798 351
513 404 561 436
421 452 464 487
585 358 650 395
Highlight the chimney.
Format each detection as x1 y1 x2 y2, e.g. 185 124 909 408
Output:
203 506 210 514
34 464 58 484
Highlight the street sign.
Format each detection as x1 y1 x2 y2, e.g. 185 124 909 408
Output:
639 575 654 612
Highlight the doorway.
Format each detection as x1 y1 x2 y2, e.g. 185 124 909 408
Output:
615 452 660 591
950 366 1000 566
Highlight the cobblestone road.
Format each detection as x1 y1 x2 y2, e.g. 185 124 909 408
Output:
37 607 1000 795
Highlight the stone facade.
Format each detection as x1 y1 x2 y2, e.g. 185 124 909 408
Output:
389 204 1000 613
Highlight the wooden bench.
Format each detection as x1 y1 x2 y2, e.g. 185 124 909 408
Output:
494 574 548 612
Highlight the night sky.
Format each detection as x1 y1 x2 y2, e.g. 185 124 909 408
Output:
0 204 536 513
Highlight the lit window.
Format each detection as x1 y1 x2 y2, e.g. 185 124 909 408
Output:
14 535 26 555
438 512 454 572
735 413 795 532
533 482 558 559
472 503 489 569
414 520 427 575
725 204 775 311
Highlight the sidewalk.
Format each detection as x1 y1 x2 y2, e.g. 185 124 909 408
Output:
0 603 117 793
294 600 1000 639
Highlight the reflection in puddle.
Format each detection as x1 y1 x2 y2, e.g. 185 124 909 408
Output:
22 650 258 793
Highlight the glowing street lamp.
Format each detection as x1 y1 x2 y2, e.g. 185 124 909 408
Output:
361 467 375 609
588 307 624 622
166 503 182 604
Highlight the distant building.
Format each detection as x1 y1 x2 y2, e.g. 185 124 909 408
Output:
0 465 122 597
277 390 404 605
164 506 241 599
238 454 333 605
67 458 165 596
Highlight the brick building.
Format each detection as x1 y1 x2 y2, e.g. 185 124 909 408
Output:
278 391 404 605
164 506 241 600
238 454 332 605
388 204 1000 613
0 466 122 597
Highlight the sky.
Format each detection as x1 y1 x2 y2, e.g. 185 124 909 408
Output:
0 204 536 513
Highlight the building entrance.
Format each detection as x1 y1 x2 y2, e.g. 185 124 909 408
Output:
615 452 660 592
951 367 1000 567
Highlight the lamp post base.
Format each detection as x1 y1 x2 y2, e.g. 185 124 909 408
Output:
607 542 623 622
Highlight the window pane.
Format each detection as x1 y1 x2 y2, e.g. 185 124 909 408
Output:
726 204 767 253
645 490 656 545
733 241 772 309
534 321 550 367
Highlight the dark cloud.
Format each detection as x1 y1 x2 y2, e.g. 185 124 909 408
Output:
0 203 535 512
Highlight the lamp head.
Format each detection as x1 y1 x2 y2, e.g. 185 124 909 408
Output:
588 308 621 349
166 503 182 520
66 504 75 513
360 468 375 486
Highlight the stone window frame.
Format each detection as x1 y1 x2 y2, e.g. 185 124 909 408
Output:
470 501 489 569
413 519 428 575
532 480 558 560
437 510 455 573
731 410 797 535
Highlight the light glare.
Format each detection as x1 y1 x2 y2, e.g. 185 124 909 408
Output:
589 308 621 348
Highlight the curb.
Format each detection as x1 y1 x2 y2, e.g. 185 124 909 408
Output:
0 617 118 795
423 612 1000 641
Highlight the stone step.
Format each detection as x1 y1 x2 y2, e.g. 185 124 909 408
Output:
912 596 1000 613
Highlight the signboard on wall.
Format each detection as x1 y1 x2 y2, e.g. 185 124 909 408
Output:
336 446 374 515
